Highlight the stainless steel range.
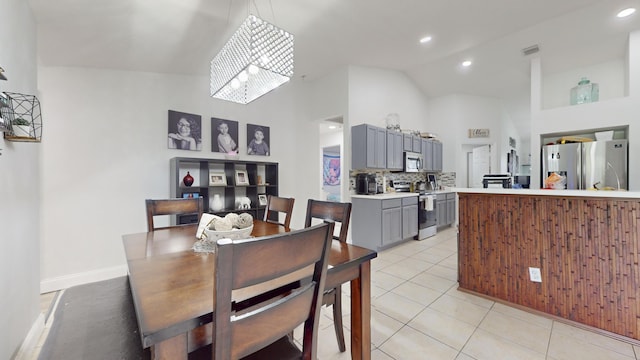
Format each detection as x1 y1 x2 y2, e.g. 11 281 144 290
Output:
417 194 437 239
393 180 437 240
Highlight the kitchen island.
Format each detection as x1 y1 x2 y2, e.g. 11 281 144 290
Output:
455 188 640 343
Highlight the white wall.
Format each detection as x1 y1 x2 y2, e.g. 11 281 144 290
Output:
37 66 314 291
428 94 505 186
0 0 40 358
347 66 430 130
530 30 640 190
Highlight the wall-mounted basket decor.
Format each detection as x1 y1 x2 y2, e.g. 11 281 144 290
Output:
1 92 42 142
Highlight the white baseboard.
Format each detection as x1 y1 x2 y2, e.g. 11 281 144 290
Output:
40 265 128 293
14 313 44 360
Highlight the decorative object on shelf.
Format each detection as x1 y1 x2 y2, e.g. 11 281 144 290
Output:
168 110 202 151
258 194 267 206
11 118 32 137
235 170 250 185
570 77 599 105
247 124 270 156
209 172 227 186
212 117 239 154
236 196 252 210
2 92 42 142
210 14 294 105
257 175 263 185
385 113 400 131
182 172 194 187
182 193 200 199
210 194 224 211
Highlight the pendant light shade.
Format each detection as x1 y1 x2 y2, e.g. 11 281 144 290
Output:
210 15 294 104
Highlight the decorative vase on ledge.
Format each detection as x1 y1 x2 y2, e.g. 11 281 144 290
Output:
570 77 599 105
183 172 194 187
210 194 224 211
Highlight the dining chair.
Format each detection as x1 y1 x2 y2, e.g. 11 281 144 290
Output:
304 199 352 352
145 198 204 232
212 221 334 360
263 195 295 228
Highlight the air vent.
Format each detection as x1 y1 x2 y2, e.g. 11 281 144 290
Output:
522 44 540 56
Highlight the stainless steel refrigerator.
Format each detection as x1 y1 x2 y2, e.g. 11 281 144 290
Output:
542 140 628 190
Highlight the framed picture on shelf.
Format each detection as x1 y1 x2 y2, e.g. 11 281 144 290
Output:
235 170 250 186
182 193 200 199
209 172 227 186
258 194 268 206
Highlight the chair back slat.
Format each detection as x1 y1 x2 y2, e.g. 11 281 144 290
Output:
214 221 334 360
263 195 295 228
145 198 204 231
305 199 352 242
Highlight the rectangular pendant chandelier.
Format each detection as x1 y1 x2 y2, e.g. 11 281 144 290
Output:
210 14 294 105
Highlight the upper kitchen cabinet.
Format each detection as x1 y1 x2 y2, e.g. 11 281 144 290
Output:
386 130 403 171
403 133 422 153
421 138 443 171
352 124 387 169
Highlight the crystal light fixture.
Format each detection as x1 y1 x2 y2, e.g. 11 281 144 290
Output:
210 14 294 105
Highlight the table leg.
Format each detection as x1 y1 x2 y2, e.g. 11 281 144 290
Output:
350 261 372 360
151 333 188 360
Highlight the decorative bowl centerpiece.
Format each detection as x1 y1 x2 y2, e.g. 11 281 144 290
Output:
194 212 254 253
204 224 254 241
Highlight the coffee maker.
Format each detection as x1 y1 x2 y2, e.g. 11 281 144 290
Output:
356 173 377 195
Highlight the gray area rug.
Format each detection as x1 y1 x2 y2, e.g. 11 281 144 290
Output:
39 276 150 360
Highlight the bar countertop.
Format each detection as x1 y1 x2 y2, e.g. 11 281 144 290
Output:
449 187 640 199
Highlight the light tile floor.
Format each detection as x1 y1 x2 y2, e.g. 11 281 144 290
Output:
300 226 640 360
32 226 640 359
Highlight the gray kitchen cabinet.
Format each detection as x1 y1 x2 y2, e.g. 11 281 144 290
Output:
402 197 419 239
386 131 403 170
422 138 433 171
446 193 455 225
352 124 387 169
404 134 422 153
421 138 443 171
435 192 455 227
382 206 403 246
433 141 443 171
352 195 419 250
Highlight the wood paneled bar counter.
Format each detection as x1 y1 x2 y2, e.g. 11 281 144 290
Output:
455 188 640 343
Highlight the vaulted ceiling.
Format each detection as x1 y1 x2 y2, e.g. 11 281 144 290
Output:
28 0 640 136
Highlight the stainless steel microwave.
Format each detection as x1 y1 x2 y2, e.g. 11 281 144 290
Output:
404 152 423 172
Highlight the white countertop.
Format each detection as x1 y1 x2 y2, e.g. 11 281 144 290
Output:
350 189 454 200
450 187 640 199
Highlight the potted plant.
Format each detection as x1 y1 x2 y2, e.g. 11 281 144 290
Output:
11 118 32 137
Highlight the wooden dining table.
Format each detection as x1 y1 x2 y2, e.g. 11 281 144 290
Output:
122 220 377 360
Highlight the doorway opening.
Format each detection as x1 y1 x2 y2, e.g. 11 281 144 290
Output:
318 117 344 201
463 144 492 188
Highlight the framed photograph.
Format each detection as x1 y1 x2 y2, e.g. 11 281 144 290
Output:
258 194 268 206
182 193 200 199
212 117 239 154
168 110 202 151
209 172 227 186
247 123 270 156
235 170 250 186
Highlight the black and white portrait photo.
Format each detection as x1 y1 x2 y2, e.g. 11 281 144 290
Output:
168 110 202 151
247 124 270 156
212 117 239 154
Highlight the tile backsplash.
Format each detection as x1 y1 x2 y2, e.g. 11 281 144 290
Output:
349 170 456 192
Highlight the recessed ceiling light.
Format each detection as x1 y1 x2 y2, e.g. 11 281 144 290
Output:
419 36 432 44
617 8 636 18
461 60 472 67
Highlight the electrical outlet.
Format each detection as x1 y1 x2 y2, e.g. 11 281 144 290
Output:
529 267 542 282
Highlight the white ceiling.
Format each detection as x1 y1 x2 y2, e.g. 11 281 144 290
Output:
28 0 640 136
